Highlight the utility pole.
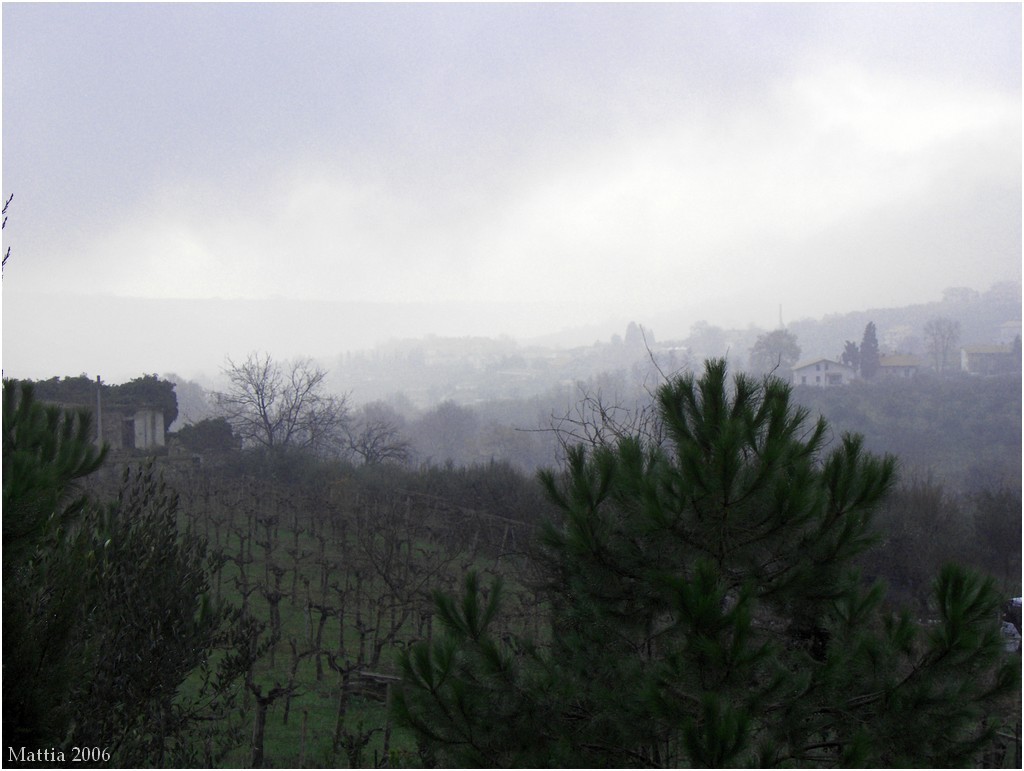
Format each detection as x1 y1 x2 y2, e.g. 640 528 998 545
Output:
95 375 103 449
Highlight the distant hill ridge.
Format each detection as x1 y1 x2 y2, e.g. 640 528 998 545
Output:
3 281 1018 388
785 282 1021 362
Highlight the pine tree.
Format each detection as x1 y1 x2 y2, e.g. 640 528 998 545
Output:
3 380 107 748
860 322 881 379
394 360 1019 767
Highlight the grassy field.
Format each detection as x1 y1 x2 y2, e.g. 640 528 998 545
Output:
153 458 542 768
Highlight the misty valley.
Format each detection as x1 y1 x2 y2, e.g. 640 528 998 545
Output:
4 2 1021 767
4 288 1021 769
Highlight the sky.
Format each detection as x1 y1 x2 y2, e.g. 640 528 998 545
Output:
2 2 1021 383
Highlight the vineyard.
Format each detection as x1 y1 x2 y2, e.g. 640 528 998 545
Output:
90 455 551 767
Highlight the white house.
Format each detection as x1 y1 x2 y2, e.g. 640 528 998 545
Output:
792 358 857 387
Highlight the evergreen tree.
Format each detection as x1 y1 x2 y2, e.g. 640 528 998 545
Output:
395 360 1018 767
3 380 245 764
625 321 646 348
28 373 180 431
175 416 240 453
3 380 107 748
29 374 99 410
840 340 860 370
111 373 179 430
860 322 881 378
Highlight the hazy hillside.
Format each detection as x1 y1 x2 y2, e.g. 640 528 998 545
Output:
316 280 1021 409
787 281 1021 361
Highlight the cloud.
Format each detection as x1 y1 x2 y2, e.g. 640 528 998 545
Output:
59 56 1018 326
2 4 1020 386
438 63 1020 310
6 5 1017 334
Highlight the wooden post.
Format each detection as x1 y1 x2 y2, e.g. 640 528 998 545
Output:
300 708 308 768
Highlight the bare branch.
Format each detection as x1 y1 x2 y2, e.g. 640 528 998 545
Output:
214 352 351 457
2 193 13 270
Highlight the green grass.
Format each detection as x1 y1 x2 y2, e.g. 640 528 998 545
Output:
167 465 537 767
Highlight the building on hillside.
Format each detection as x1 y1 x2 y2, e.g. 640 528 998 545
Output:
44 400 166 451
960 344 1017 376
877 354 923 379
131 407 166 449
30 375 172 452
93 406 167 451
998 320 1022 345
792 358 857 387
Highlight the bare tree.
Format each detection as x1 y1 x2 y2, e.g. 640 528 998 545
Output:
346 402 411 466
923 317 961 373
544 327 679 462
548 381 662 461
215 353 350 456
2 193 12 271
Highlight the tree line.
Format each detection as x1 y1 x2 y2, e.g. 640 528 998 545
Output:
5 358 1019 767
159 340 1023 491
